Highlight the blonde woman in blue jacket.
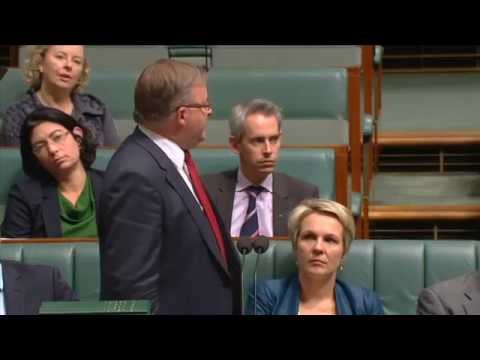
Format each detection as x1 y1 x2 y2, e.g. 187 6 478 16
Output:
246 199 384 315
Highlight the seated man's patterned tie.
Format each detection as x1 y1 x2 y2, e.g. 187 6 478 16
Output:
239 185 265 238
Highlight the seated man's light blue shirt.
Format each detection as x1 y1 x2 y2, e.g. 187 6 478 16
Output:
0 262 5 315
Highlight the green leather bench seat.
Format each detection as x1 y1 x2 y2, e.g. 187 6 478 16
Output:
242 240 480 315
94 148 337 200
0 148 27 221
0 241 99 300
0 147 339 221
0 239 478 315
0 68 27 143
205 68 349 146
211 46 362 69
191 148 337 201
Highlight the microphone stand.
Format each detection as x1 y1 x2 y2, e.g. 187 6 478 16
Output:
236 237 253 314
252 236 270 315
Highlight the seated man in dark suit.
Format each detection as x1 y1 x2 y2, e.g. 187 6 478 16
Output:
417 271 480 315
203 98 319 237
0 260 78 315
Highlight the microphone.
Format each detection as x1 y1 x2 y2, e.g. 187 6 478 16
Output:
252 236 270 315
236 237 253 314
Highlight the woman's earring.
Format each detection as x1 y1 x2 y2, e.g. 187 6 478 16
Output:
339 261 344 272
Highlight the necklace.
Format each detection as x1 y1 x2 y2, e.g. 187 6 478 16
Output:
36 91 74 115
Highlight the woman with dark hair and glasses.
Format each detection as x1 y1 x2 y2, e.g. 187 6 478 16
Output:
1 107 104 238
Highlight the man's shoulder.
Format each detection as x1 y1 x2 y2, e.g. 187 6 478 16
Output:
274 172 318 191
203 169 236 181
104 134 168 179
257 276 294 296
9 175 44 198
74 92 107 115
2 260 55 278
425 271 479 296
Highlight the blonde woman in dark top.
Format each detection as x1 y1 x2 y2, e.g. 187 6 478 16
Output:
1 107 103 238
3 45 119 146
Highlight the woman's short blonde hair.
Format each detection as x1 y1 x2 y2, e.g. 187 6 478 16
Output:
23 45 90 92
288 198 355 254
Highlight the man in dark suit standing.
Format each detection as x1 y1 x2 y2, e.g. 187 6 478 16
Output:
203 98 319 237
417 271 480 315
0 260 78 315
98 59 241 314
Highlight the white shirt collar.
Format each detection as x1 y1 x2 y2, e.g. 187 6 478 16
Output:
138 124 186 169
235 168 273 193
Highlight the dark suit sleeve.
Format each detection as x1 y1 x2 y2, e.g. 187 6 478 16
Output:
51 267 79 301
417 287 449 315
100 170 164 311
1 183 34 238
245 281 276 315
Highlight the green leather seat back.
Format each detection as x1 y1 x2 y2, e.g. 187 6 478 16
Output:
0 242 99 300
208 68 348 120
193 148 336 200
0 147 336 219
87 72 137 121
212 46 362 70
93 148 116 171
424 240 477 287
204 68 349 146
0 148 26 220
0 68 27 117
0 240 478 313
371 240 424 315
0 68 28 144
86 72 138 140
242 240 480 315
0 148 116 221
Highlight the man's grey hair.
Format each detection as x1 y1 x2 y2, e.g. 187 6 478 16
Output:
229 98 282 138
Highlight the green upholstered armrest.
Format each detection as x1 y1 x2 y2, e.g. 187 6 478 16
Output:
39 300 151 315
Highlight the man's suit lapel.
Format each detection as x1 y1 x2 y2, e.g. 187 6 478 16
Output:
3 262 25 315
132 128 230 276
211 171 236 233
41 182 63 237
461 272 480 315
272 173 290 236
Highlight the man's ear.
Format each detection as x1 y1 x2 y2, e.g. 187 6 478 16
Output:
229 135 240 154
72 126 84 141
176 107 188 129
